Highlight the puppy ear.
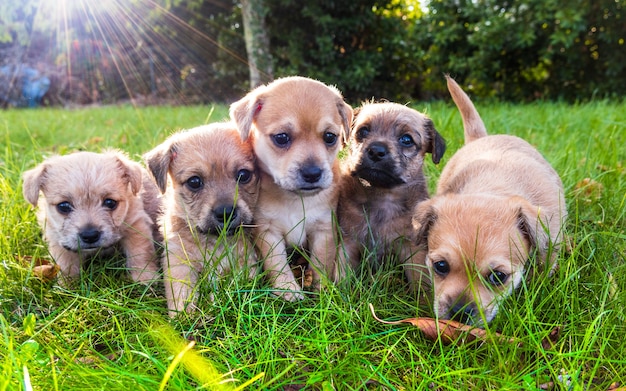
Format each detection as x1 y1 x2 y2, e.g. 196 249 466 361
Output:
424 118 446 164
337 100 354 144
22 163 47 206
412 200 437 246
112 152 144 195
230 93 263 141
143 143 174 194
515 199 550 265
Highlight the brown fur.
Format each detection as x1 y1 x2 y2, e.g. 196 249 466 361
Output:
338 102 445 287
230 76 353 301
144 123 259 316
412 76 567 325
22 150 161 285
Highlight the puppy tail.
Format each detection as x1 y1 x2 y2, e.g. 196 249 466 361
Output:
445 75 487 144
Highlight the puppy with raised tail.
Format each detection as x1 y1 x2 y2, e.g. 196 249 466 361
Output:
22 150 161 285
412 76 567 325
338 102 446 285
230 76 353 301
144 123 259 316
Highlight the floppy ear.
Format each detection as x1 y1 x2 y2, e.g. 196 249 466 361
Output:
515 199 550 265
143 142 174 194
412 200 437 247
337 99 353 145
112 151 144 195
230 92 264 141
424 118 446 164
22 163 47 206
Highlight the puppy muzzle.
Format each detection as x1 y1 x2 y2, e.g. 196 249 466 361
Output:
352 141 405 188
199 205 242 236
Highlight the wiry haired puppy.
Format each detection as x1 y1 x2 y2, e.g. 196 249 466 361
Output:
22 150 161 285
338 102 446 285
144 123 259 316
230 76 353 301
412 76 567 325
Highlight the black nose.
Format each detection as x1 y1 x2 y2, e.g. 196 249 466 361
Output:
214 205 237 224
449 303 476 324
79 227 101 244
367 142 388 162
300 165 322 184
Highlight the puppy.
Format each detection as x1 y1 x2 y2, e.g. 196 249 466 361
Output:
412 76 567 325
338 102 445 286
229 76 353 301
22 150 161 285
144 123 259 316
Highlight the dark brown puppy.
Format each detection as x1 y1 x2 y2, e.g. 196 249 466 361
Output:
338 102 445 286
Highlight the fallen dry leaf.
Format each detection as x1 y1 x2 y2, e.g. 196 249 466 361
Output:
369 303 515 345
16 255 60 281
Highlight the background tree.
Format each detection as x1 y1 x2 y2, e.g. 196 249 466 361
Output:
240 0 273 87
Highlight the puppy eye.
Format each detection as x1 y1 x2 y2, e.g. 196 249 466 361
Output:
356 126 369 141
236 169 253 184
432 260 450 276
399 134 415 147
487 270 509 286
56 202 73 215
272 133 291 148
323 132 338 146
186 176 203 191
102 199 118 210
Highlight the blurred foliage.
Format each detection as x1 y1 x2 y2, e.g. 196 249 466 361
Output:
0 0 624 104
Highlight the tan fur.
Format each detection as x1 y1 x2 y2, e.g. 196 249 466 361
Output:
230 76 353 301
144 123 259 316
337 102 445 288
412 76 567 325
22 150 161 285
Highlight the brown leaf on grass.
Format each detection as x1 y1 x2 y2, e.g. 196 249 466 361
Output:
607 382 624 391
574 178 603 202
368 303 515 345
16 255 60 281
540 326 562 350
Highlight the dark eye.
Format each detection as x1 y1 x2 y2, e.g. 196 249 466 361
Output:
237 169 253 184
432 260 450 276
272 133 291 147
399 134 415 147
186 176 203 191
356 126 369 141
102 198 118 210
56 202 73 215
323 132 338 146
487 270 508 286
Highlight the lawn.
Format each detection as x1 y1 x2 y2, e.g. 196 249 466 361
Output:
1 99 625 390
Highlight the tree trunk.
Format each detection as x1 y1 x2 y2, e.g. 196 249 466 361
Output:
240 0 274 88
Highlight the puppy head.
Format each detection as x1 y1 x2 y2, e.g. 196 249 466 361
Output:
229 76 353 195
412 194 543 325
346 102 446 188
144 123 258 236
22 150 143 253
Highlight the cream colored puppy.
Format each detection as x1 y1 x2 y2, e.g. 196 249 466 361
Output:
412 76 567 325
22 150 161 285
230 76 353 301
144 123 259 316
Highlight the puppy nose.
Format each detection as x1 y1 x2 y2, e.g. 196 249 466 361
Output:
300 165 322 183
449 303 476 324
79 227 101 244
214 205 238 225
367 142 388 162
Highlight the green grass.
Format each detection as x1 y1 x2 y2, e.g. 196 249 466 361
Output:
1 100 625 390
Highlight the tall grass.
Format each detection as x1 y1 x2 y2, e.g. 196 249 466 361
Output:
1 100 624 390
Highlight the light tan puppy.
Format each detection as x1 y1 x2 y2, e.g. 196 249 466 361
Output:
144 123 259 316
230 76 353 301
338 102 446 286
412 76 567 325
22 150 161 285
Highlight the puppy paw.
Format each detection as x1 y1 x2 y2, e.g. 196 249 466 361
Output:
275 289 305 302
